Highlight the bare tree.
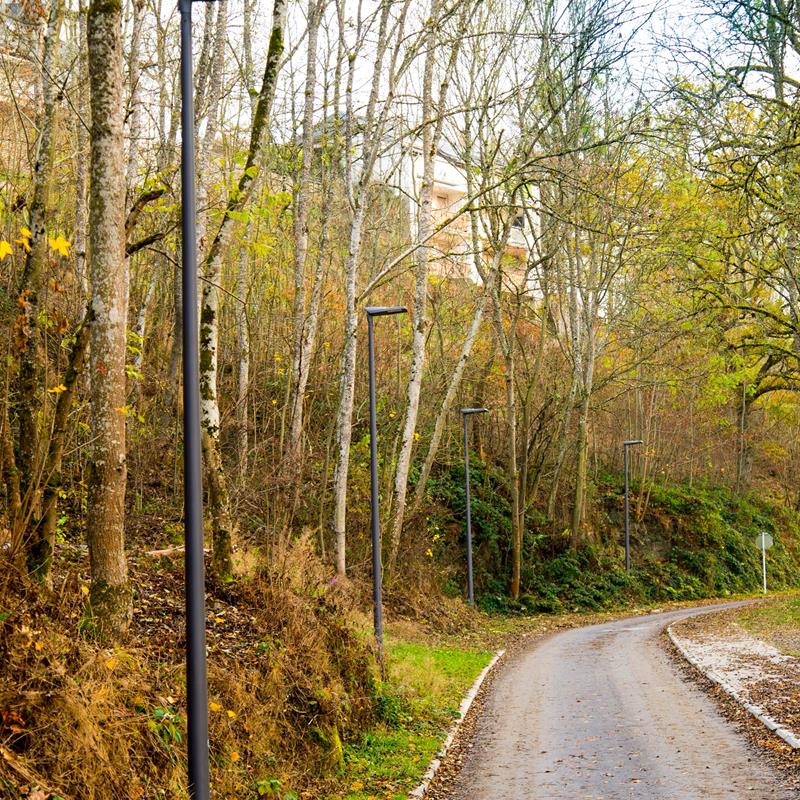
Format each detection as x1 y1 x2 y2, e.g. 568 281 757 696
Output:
387 0 471 574
330 0 414 576
286 0 326 465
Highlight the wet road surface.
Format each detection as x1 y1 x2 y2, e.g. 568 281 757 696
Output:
445 604 795 799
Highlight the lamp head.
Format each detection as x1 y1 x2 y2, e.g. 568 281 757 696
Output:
366 306 407 317
461 407 489 415
623 439 643 447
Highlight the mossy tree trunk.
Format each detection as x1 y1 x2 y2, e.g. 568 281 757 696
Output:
33 309 94 586
15 0 64 579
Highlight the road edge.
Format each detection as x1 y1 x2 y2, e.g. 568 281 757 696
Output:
407 648 506 799
666 623 800 750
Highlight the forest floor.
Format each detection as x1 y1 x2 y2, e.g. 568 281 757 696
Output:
668 595 800 785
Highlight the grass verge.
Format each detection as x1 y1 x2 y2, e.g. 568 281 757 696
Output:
325 638 493 800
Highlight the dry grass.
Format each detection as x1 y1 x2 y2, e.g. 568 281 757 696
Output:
0 536 379 800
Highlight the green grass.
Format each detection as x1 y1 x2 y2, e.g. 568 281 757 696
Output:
737 593 800 656
326 640 493 800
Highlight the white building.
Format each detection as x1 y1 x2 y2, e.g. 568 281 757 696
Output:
392 140 536 286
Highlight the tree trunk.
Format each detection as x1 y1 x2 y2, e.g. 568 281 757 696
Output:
75 0 89 298
735 381 752 492
15 0 64 554
570 389 590 548
332 208 364 576
199 0 287 580
32 310 93 586
287 0 323 464
85 0 131 640
570 283 596 547
125 0 145 193
233 239 250 479
129 270 155 406
330 0 404 576
387 0 441 572
411 291 486 513
2 397 22 562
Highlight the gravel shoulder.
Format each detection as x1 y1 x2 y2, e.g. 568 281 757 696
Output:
668 602 800 789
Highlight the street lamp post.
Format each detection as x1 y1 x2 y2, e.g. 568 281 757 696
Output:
366 306 407 663
623 439 643 574
179 0 213 796
461 408 488 605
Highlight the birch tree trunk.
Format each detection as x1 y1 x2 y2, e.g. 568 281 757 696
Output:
129 271 156 406
332 207 365 576
199 0 287 580
286 0 324 464
125 0 144 191
410 291 486 513
386 0 443 573
85 0 132 640
331 0 411 576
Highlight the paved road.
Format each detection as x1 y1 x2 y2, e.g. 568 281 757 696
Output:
445 604 795 800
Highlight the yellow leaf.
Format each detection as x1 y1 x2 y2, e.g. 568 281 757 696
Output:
15 238 31 253
104 658 118 670
0 241 12 260
34 641 45 651
19 227 31 238
48 235 71 257
209 702 222 713
226 709 237 720
229 751 240 763
47 384 67 394
81 585 90 596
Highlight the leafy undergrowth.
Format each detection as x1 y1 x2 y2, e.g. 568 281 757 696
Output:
426 465 800 612
736 593 800 656
326 639 493 800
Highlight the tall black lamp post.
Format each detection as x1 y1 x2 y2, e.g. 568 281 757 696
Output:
623 439 643 573
461 407 488 605
366 306 407 662
180 0 213 796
